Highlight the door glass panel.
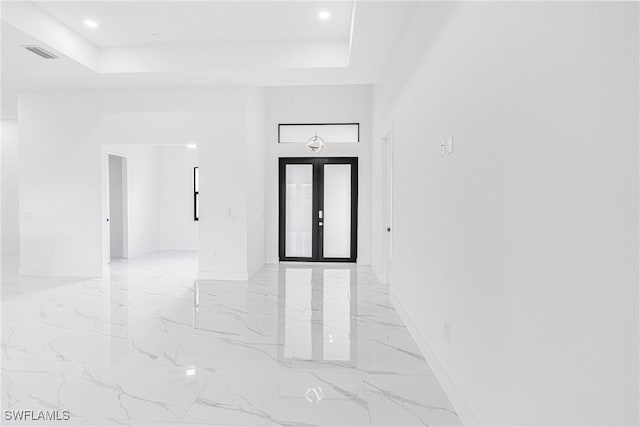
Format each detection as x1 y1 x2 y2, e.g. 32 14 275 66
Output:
323 164 351 258
285 164 313 257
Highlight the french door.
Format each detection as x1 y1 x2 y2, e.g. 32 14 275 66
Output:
279 157 358 262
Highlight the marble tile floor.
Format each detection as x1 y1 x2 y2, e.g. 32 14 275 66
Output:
1 252 462 426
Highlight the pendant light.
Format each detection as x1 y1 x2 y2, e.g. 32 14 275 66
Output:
306 88 326 154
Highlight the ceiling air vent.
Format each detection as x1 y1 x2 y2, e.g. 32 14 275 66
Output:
23 45 58 59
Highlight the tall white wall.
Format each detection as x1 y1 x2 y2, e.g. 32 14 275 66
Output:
372 2 639 425
195 91 250 280
1 119 19 255
124 146 161 258
18 87 254 278
265 85 371 264
159 145 198 251
246 87 266 276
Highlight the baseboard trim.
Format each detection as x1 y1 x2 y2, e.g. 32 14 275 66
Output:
197 271 249 280
19 266 101 278
266 257 369 265
247 260 265 279
390 290 481 426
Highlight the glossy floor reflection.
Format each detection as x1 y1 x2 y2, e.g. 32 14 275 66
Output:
1 252 462 426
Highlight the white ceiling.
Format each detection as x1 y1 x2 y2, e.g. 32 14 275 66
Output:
1 1 418 118
34 1 354 47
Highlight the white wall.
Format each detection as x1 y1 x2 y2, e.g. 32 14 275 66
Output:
159 145 198 251
246 87 266 276
195 91 251 280
265 85 371 264
1 119 19 255
372 2 639 425
19 88 256 278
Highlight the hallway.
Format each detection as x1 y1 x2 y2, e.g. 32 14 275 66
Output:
1 252 461 426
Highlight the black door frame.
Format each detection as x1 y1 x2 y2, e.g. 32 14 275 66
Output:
279 157 358 263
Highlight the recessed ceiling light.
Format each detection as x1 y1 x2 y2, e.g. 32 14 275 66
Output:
83 19 98 28
318 11 331 20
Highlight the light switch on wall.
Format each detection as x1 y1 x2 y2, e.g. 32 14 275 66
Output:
446 134 453 154
441 139 446 156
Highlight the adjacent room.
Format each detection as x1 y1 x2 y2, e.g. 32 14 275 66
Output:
1 1 638 426
104 144 199 267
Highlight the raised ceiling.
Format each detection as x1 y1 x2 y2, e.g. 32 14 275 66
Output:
34 1 354 46
1 1 418 118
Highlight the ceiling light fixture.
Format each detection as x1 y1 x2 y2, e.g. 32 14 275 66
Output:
318 11 331 20
83 19 98 28
307 135 325 153
186 144 198 149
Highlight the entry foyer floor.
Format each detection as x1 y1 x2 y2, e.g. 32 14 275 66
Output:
1 252 462 426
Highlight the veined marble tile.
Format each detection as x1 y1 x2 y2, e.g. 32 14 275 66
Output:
28 328 176 366
7 363 214 423
184 369 371 426
1 360 78 408
290 338 433 376
80 418 212 426
364 374 462 426
2 322 68 362
160 333 294 371
353 314 415 341
2 252 461 427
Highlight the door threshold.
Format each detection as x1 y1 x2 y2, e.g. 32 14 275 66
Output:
279 261 357 266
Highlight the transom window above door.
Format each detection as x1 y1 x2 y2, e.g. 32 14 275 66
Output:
278 123 359 144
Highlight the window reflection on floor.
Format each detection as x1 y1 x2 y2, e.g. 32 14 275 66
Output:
284 268 312 359
322 269 351 361
282 266 356 363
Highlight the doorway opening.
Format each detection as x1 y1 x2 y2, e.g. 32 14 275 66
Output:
108 154 128 261
279 157 358 262
102 145 199 271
